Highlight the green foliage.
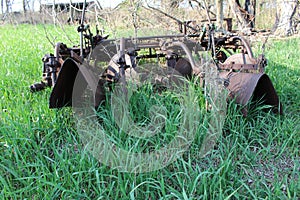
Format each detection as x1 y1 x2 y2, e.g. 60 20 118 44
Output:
0 25 299 199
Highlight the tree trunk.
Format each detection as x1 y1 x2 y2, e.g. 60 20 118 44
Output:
274 0 298 36
216 0 223 30
22 0 26 13
228 0 250 32
5 0 9 13
1 0 3 14
244 0 256 28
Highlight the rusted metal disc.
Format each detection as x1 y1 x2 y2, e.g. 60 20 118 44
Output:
220 72 282 116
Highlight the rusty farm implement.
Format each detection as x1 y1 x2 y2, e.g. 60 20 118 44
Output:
30 7 282 117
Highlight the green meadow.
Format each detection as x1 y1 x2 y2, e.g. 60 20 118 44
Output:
0 25 299 199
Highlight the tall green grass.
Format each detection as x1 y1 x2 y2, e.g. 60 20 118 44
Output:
0 25 299 199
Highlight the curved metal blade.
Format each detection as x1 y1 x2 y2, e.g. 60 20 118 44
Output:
220 72 282 116
49 59 86 108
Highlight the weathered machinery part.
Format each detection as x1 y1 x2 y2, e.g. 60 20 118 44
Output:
49 58 108 109
220 53 260 73
219 52 267 73
216 51 228 63
223 53 255 65
219 52 280 116
169 41 198 70
54 42 61 60
49 59 84 108
231 36 254 59
106 54 139 82
95 78 107 108
93 39 195 110
99 38 197 83
163 40 202 81
117 37 128 99
30 54 62 92
219 72 282 116
30 81 47 92
51 42 64 86
174 58 193 79
73 61 105 108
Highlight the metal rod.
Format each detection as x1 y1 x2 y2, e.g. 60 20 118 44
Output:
80 0 87 61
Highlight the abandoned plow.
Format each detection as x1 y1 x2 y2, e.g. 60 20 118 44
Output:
30 16 282 117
